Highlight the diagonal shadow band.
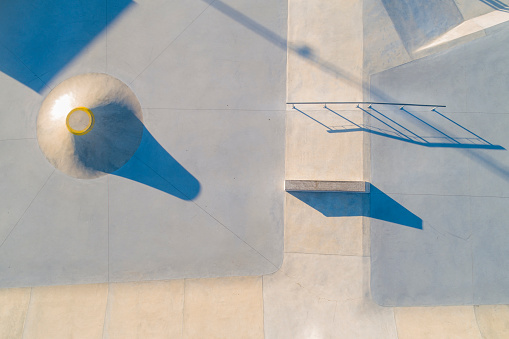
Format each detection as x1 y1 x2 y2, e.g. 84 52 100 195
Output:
289 184 422 229
112 127 201 201
0 0 134 92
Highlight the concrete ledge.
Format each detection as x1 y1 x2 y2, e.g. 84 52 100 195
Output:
285 180 369 193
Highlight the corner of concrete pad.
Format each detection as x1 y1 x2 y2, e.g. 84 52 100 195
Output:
369 287 393 308
262 256 285 277
253 227 284 277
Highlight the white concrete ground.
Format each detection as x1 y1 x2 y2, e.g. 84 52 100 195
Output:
2 0 509 338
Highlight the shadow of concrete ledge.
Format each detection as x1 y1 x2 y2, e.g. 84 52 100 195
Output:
288 184 423 230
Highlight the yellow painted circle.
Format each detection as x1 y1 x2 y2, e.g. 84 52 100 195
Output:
66 107 95 135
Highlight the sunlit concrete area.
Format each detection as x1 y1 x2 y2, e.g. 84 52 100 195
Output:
1 0 509 337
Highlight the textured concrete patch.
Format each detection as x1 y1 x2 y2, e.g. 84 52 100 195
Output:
263 253 397 338
474 305 509 339
394 306 482 339
22 284 108 339
0 287 31 339
104 281 184 339
183 276 263 339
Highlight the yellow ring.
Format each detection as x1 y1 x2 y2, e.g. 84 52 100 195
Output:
66 107 95 135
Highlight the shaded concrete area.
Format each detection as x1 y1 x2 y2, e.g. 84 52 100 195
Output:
0 0 133 92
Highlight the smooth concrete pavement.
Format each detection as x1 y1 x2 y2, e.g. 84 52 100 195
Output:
0 0 286 287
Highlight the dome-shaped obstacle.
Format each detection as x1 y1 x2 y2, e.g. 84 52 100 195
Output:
37 73 144 179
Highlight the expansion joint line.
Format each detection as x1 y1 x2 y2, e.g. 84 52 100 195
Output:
133 154 277 270
0 169 55 250
129 0 217 86
0 42 52 92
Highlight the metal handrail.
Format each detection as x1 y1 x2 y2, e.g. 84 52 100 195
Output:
287 101 446 108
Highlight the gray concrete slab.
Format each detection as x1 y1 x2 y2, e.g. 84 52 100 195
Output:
370 131 472 196
0 140 54 244
371 194 474 306
471 196 509 304
108 172 274 282
370 24 509 305
0 0 286 287
141 108 285 264
106 0 213 84
107 107 285 281
0 171 109 287
130 0 287 111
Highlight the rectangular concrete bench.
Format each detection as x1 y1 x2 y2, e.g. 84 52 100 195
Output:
284 180 370 193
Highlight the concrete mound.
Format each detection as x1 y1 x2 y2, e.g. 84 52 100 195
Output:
37 73 144 179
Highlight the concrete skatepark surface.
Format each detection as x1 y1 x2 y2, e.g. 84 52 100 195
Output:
0 0 286 287
2 0 509 337
369 24 509 306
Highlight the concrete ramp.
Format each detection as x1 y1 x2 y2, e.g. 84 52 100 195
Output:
369 24 509 306
381 0 464 52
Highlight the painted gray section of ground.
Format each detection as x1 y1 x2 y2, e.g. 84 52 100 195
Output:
0 0 286 287
369 24 509 306
128 0 287 111
108 108 285 282
0 171 109 287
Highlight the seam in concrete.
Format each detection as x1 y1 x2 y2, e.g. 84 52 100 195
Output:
373 192 509 199
142 108 286 112
278 257 367 304
0 169 55 249
469 196 475 305
452 0 466 21
424 220 472 242
262 275 266 339
105 0 108 74
276 264 340 303
20 287 33 339
332 300 338 325
0 43 52 92
181 279 186 339
285 0 290 103
107 175 110 282
133 153 278 270
473 305 486 339
0 138 37 142
190 200 279 270
101 284 110 339
393 308 400 339
129 0 217 86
